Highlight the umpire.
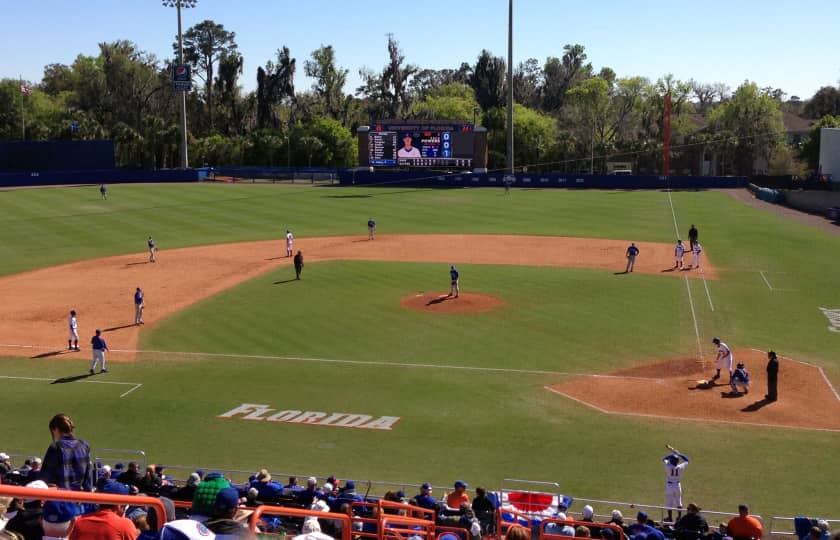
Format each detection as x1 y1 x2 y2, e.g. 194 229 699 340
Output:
294 250 304 280
766 351 779 401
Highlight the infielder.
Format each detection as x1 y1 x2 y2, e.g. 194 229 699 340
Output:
134 287 145 325
662 448 690 523
89 329 108 374
689 242 702 270
68 310 79 351
368 218 376 240
674 240 686 270
148 236 156 263
285 230 294 257
712 337 733 383
625 243 640 273
730 362 750 395
449 265 460 298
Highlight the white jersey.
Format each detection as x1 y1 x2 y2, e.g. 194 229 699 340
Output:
69 316 78 331
286 232 294 245
693 243 702 255
717 342 732 360
664 460 688 483
675 243 685 257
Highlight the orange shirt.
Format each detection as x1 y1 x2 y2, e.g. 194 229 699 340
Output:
69 509 138 540
446 491 471 509
727 515 763 540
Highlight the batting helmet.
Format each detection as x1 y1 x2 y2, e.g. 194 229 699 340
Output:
712 337 720 344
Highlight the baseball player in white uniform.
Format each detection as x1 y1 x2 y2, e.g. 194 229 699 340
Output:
285 230 294 257
68 310 79 351
689 242 702 269
663 449 689 522
712 337 733 383
674 240 686 270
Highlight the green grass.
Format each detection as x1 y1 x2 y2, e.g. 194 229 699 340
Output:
1 184 839 519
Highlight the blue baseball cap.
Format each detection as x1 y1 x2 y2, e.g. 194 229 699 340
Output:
421 482 432 491
345 480 356 490
637 510 648 521
454 480 468 489
214 488 239 512
42 501 79 523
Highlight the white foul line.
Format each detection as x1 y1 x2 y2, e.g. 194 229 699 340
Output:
666 189 680 238
0 374 142 398
759 270 774 290
702 275 715 312
684 277 704 361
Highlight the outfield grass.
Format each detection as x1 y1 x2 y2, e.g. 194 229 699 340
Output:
1 184 839 519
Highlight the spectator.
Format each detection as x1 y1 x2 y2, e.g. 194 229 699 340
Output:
205 487 253 539
0 453 11 476
675 503 709 540
553 512 576 536
601 529 616 540
30 458 42 477
40 414 93 492
285 477 301 491
608 510 628 535
175 473 201 502
576 525 592 538
137 496 176 539
457 504 482 540
726 504 763 540
5 480 48 539
506 525 530 540
40 500 79 540
160 520 217 539
191 473 232 522
629 511 666 540
97 465 113 491
138 465 162 496
334 480 362 512
816 521 830 540
250 469 283 500
126 507 149 538
69 480 138 539
810 527 824 540
446 481 470 510
111 463 125 481
296 477 319 508
293 517 335 540
118 462 142 489
413 483 437 510
581 505 601 537
472 486 496 534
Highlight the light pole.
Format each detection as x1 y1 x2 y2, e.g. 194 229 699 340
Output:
162 0 197 169
506 0 514 174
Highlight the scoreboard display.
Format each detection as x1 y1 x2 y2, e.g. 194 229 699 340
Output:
361 121 486 170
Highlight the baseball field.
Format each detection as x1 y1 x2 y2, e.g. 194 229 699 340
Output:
0 183 838 521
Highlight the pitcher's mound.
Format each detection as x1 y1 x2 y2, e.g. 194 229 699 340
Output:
401 292 503 313
547 349 840 431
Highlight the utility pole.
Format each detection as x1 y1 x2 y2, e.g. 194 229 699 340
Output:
506 0 514 174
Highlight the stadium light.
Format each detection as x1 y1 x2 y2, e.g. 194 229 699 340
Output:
162 0 198 169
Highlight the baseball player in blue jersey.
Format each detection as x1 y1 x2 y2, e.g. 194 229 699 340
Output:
100 184 107 200
89 329 108 374
148 236 156 263
662 446 689 523
674 240 686 270
711 337 733 383
449 266 460 298
368 218 376 240
68 310 79 351
625 243 640 273
730 363 750 395
134 287 145 325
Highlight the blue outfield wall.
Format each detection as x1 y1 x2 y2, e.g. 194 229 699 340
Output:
336 170 747 189
0 168 199 188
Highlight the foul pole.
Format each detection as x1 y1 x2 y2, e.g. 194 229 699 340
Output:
506 0 514 174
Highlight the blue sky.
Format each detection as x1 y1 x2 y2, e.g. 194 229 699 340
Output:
2 0 838 100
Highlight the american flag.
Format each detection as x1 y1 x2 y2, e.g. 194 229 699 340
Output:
20 84 32 96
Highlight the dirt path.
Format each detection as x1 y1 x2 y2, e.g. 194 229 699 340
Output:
0 234 716 361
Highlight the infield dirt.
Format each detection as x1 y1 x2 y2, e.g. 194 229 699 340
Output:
0 234 715 361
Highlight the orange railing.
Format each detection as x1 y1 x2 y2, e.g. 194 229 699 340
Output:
0 484 169 531
539 518 625 540
248 505 353 539
380 514 436 540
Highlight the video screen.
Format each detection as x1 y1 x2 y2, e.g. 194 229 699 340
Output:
368 128 473 168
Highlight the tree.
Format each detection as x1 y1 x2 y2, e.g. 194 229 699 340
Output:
708 81 785 175
541 44 592 111
470 50 506 111
256 47 296 129
356 35 418 120
304 45 348 120
408 64 471 100
179 20 238 131
213 51 244 135
411 84 480 121
804 86 840 119
513 58 541 108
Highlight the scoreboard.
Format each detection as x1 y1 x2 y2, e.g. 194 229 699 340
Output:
360 121 486 170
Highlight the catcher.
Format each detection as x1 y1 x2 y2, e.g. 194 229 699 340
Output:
730 363 750 395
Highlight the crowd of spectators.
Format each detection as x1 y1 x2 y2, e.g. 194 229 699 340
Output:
1 414 839 540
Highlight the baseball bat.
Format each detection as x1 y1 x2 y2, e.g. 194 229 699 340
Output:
666 444 677 453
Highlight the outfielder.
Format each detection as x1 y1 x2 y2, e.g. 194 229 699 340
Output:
689 242 702 270
134 287 145 325
663 447 690 523
674 240 686 270
68 310 79 351
712 337 733 383
368 218 376 240
89 329 108 374
449 265 460 298
285 229 294 257
148 236 156 263
730 363 750 395
625 243 640 273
